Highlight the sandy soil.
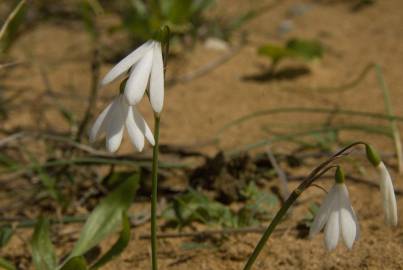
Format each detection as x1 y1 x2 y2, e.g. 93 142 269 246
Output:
1 0 403 269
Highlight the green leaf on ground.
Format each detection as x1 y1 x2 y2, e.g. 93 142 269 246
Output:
60 256 88 270
90 212 131 269
0 225 13 248
64 174 139 262
286 38 323 60
31 218 58 270
258 38 323 65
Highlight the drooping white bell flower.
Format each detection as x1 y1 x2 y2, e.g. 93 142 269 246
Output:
365 145 398 226
101 40 164 114
309 183 359 251
376 162 398 226
89 95 155 152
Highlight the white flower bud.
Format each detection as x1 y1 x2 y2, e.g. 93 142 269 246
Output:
376 162 398 226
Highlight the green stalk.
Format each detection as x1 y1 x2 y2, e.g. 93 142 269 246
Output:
151 114 161 270
243 189 299 270
375 64 403 173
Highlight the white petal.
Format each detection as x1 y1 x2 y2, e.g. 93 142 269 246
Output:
309 186 337 237
105 96 125 152
337 184 357 249
378 162 398 226
125 106 145 151
132 107 155 146
339 208 357 249
149 42 164 114
101 41 153 86
89 101 113 143
324 198 340 251
338 188 357 249
124 48 154 105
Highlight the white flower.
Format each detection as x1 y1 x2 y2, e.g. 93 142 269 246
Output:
376 162 398 226
89 95 155 152
309 183 359 251
101 40 164 114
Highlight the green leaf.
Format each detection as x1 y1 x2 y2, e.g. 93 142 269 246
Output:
0 0 27 53
162 0 193 24
102 171 138 188
286 38 323 60
227 9 257 33
258 44 292 64
65 175 139 261
237 182 278 226
258 39 323 65
30 157 64 205
164 189 237 228
0 225 13 248
31 218 57 270
0 154 18 170
60 257 87 270
58 105 77 128
0 258 16 270
79 0 98 39
90 212 131 269
131 0 148 16
190 0 215 14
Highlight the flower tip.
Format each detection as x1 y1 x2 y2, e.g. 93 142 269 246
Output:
325 240 337 252
100 73 116 87
124 93 140 106
308 230 316 240
386 218 398 227
148 135 156 146
100 79 108 87
106 136 122 153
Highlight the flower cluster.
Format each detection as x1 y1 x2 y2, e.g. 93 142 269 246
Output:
309 148 398 251
90 40 164 152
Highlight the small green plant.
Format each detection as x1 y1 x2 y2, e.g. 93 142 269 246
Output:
29 175 139 270
258 38 324 72
118 0 262 46
163 184 278 229
121 0 215 44
163 189 238 228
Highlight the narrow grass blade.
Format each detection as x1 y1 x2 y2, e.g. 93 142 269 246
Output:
217 107 403 137
226 125 392 157
294 63 375 93
375 64 403 173
0 0 27 53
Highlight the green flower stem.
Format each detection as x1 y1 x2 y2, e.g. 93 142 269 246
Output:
151 114 161 270
243 188 299 270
